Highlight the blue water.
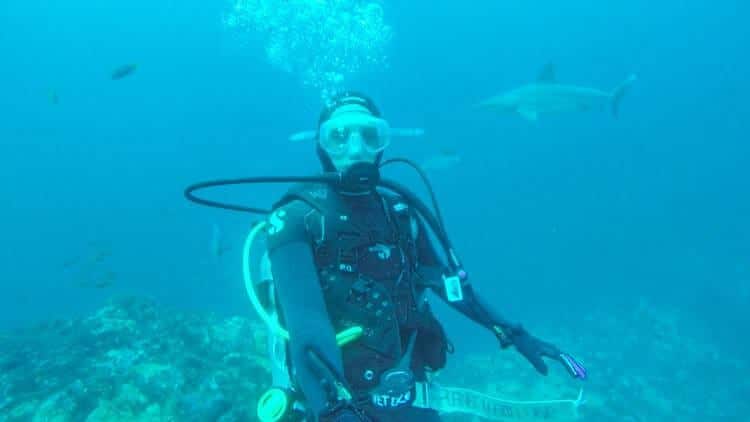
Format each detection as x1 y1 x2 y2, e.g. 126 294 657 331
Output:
1 0 748 417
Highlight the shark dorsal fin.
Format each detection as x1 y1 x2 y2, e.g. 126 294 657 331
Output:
537 63 556 83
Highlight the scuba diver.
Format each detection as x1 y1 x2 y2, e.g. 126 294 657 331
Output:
184 91 587 421
262 92 586 421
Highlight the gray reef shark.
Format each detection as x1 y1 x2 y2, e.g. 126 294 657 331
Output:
477 64 637 121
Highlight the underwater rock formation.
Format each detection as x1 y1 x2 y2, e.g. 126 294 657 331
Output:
1 296 746 421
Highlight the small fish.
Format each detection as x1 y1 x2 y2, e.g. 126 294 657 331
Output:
61 256 81 270
111 64 138 80
391 128 425 137
211 223 231 257
93 248 112 263
76 270 116 289
421 149 461 171
289 130 317 142
739 280 749 301
93 271 117 288
84 240 113 262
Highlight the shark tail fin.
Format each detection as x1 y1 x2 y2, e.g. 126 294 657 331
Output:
611 74 637 118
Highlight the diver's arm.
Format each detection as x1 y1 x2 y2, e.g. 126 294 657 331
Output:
413 217 587 379
446 286 520 345
266 201 349 416
426 268 522 345
443 282 586 379
411 215 519 340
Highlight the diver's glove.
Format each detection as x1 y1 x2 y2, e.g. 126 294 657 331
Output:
497 325 587 380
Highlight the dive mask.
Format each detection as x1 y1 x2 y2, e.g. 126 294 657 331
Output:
318 114 392 156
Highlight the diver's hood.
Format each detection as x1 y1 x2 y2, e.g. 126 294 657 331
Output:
315 141 340 172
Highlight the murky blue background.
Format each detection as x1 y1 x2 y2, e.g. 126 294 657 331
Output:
1 0 747 397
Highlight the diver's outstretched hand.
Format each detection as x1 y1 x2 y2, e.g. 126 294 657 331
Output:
507 326 587 380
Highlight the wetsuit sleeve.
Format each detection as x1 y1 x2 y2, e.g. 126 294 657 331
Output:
265 200 345 415
412 216 522 346
442 284 523 347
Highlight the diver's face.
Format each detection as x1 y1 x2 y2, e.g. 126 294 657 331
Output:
318 106 390 172
327 128 380 171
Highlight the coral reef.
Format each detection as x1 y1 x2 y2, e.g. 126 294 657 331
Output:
1 297 746 421
437 298 749 421
0 297 269 421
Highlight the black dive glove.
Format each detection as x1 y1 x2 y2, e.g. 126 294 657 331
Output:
497 325 587 380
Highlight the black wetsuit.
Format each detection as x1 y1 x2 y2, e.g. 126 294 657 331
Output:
266 183 516 421
265 182 451 421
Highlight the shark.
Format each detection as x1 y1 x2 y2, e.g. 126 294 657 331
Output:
477 64 637 121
